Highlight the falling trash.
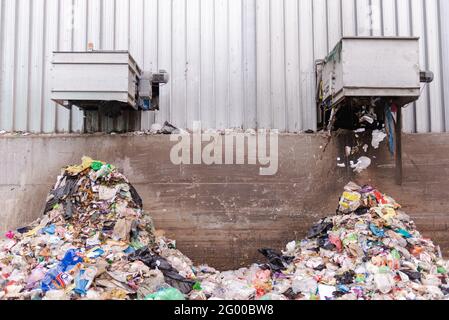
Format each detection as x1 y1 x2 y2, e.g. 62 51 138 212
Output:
351 156 372 173
372 130 387 149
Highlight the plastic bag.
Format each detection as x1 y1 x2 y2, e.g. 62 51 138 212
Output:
339 192 361 214
129 247 195 294
145 287 185 300
352 157 372 173
40 249 83 292
374 273 395 294
307 221 334 239
372 130 387 149
258 248 294 272
74 267 98 296
292 276 318 295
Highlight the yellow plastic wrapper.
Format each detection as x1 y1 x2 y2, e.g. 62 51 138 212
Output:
338 191 361 214
373 207 397 225
102 289 129 300
23 226 41 237
65 156 95 176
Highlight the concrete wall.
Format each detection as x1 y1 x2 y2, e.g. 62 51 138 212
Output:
1 133 449 270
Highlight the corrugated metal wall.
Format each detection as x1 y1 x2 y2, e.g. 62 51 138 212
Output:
0 0 448 133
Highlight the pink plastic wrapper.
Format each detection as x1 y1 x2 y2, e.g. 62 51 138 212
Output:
5 231 15 239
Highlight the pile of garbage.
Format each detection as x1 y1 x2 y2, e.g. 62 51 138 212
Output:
194 182 449 300
1 158 448 300
0 157 196 300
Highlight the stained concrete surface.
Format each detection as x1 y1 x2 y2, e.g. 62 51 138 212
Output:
0 133 448 269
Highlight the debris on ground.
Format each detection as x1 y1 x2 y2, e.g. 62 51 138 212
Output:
1 159 448 300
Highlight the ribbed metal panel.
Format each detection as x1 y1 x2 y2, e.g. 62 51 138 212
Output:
0 0 447 133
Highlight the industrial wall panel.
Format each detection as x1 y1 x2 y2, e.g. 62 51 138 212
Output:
256 0 271 129
397 0 416 133
200 0 214 130
0 0 448 133
299 0 315 131
242 0 257 130
157 0 172 127
186 0 201 128
229 0 244 129
284 0 300 132
441 0 449 131
140 0 158 129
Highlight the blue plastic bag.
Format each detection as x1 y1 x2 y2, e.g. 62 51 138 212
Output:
40 249 83 292
369 224 385 238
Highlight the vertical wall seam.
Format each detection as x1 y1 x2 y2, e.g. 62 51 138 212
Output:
70 0 74 51
54 0 60 132
0 0 5 123
212 0 216 128
68 0 74 133
113 0 116 50
142 0 145 71
40 0 47 132
422 0 431 132
283 0 287 132
170 0 173 124
394 0 399 36
325 0 329 53
339 0 343 37
100 0 103 49
152 0 159 126
26 0 33 131
86 0 89 49
12 0 19 131
198 0 202 124
226 0 230 128
239 0 243 129
185 0 188 129
254 0 258 127
128 0 131 50
380 0 385 36
311 0 316 131
156 0 159 70
436 0 446 132
410 0 417 132
269 0 273 129
297 0 301 130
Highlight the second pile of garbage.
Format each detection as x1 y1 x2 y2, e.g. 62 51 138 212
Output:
1 158 448 300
